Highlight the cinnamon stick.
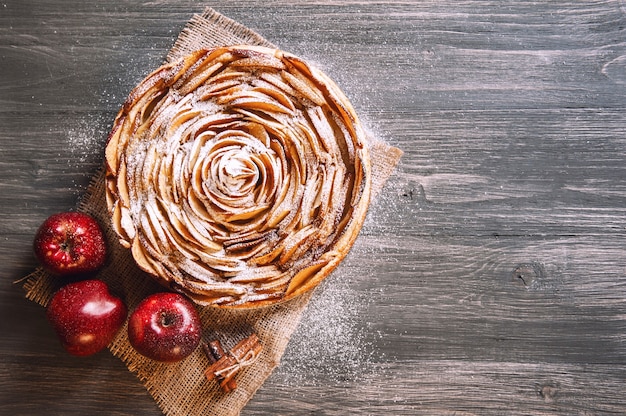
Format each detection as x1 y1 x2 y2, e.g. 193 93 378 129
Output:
204 333 263 392
202 340 237 391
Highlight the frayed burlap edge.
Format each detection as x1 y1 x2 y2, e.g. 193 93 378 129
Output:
23 7 402 416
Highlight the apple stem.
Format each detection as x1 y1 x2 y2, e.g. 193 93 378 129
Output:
160 312 175 328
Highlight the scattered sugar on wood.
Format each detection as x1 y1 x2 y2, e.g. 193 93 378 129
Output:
275 272 376 384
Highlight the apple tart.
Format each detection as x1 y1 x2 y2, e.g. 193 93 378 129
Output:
105 45 371 308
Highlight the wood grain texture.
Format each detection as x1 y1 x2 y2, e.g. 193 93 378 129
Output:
1 0 625 414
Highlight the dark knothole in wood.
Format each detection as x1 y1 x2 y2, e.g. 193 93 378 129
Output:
511 262 545 288
539 384 558 403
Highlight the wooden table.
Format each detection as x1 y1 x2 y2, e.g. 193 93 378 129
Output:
1 1 625 414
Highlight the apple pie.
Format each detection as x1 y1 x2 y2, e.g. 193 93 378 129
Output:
105 45 371 308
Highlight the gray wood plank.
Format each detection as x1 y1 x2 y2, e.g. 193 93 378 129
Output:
251 361 626 415
1 0 625 414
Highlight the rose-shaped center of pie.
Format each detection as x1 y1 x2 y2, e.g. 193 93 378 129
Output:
215 150 258 196
188 128 285 233
206 141 264 200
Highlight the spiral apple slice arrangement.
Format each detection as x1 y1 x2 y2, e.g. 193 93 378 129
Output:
104 45 372 308
34 211 202 362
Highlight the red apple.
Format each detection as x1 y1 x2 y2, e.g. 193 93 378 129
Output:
128 293 202 362
33 211 107 276
46 280 127 357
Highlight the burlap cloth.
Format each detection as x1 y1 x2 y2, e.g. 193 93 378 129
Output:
23 7 402 416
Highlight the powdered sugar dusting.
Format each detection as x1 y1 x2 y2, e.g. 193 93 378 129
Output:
66 113 109 163
60 112 112 197
274 265 376 384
